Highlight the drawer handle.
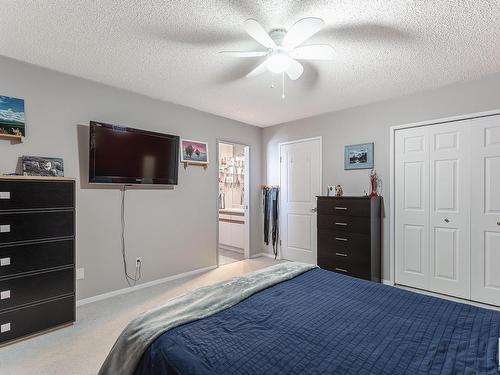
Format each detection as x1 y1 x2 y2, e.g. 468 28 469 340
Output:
335 222 348 226
0 290 10 300
335 207 348 211
335 267 348 273
335 252 348 257
0 257 10 266
0 323 11 333
0 225 10 233
0 192 10 200
335 237 348 242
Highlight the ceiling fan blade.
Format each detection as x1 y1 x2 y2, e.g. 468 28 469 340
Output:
285 59 304 80
219 51 268 58
246 59 269 78
283 17 325 49
289 44 334 60
244 19 276 48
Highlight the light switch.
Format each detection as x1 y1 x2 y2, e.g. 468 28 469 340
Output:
0 257 10 266
0 192 10 200
0 323 11 333
0 290 10 300
0 225 10 233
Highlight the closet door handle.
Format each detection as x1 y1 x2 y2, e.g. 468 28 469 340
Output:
335 252 348 257
335 222 348 226
497 222 500 226
335 237 348 242
0 225 10 233
335 268 348 273
335 207 348 211
0 192 10 200
444 218 450 223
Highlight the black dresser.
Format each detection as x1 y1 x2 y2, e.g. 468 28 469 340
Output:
317 196 381 282
0 177 75 345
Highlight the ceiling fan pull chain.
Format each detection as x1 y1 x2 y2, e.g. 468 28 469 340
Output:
282 72 286 99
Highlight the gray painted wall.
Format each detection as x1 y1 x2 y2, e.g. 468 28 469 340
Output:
0 56 262 300
262 72 500 281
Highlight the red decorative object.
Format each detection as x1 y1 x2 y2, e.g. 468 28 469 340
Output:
369 169 378 197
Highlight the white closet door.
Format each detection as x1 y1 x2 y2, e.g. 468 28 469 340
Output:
428 121 471 298
395 127 430 289
471 116 500 305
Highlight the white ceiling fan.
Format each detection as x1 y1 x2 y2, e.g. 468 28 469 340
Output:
219 18 334 82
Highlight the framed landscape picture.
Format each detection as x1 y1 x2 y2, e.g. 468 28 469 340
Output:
0 95 25 137
22 156 64 177
344 143 374 170
180 139 209 164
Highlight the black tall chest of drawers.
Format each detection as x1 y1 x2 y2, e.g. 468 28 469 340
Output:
317 196 381 282
0 177 75 345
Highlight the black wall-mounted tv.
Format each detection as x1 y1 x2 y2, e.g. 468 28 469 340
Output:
89 121 179 185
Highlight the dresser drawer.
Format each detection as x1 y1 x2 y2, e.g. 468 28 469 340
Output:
0 296 74 344
317 198 371 217
0 268 74 312
318 257 371 280
0 181 74 211
317 214 370 234
0 240 74 278
318 230 371 259
0 211 74 244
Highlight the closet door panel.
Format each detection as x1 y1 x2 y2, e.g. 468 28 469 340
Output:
471 116 500 305
428 121 471 299
395 127 430 289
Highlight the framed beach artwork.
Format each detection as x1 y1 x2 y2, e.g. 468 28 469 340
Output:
344 143 374 170
180 139 209 164
0 95 25 137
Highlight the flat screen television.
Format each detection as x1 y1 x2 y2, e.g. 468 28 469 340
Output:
89 121 179 185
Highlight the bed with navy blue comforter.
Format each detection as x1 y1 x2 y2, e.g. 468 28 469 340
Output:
135 269 500 374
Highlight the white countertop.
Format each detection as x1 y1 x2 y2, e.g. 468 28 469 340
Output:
219 208 245 214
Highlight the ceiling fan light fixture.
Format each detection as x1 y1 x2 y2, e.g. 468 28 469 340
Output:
266 51 291 74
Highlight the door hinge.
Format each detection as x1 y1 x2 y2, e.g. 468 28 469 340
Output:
280 156 282 163
279 240 282 246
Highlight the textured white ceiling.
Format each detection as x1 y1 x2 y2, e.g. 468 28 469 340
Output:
1 1 499 127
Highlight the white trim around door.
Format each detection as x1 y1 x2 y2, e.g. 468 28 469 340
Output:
278 136 322 263
216 140 251 266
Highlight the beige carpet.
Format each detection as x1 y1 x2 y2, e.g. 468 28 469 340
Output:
219 248 245 265
0 257 279 375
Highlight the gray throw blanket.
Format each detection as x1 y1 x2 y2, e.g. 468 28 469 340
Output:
99 262 317 375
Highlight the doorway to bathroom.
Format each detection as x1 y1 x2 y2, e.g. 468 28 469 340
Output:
217 141 250 266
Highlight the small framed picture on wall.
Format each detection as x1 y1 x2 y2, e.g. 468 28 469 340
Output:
180 139 209 164
344 143 374 170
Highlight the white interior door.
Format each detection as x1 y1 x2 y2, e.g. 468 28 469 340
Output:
428 121 471 298
396 122 472 298
280 138 321 264
395 127 430 289
471 116 500 305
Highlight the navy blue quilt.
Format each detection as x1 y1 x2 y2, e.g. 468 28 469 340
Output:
135 269 500 375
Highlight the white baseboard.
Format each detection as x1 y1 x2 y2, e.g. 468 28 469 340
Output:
381 279 393 286
77 265 217 307
251 252 278 259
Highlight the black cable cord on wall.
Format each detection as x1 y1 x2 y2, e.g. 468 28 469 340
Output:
121 187 142 287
